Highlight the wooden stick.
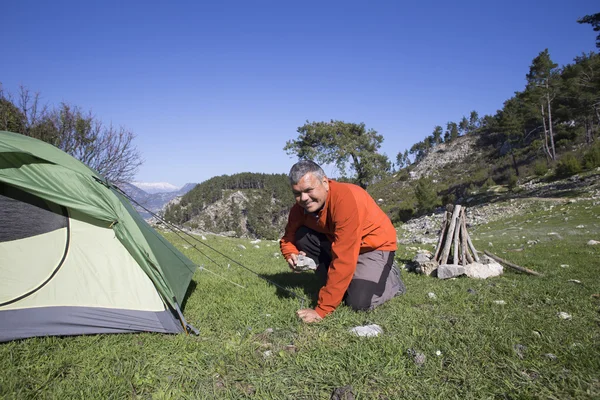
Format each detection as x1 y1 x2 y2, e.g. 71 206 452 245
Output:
441 205 461 264
433 211 449 262
463 214 480 262
483 250 543 276
460 212 474 263
452 212 461 265
460 212 468 266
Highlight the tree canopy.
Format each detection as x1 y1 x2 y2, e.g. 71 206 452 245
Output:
0 84 142 184
283 120 391 189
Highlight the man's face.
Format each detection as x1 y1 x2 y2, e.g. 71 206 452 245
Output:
291 172 329 213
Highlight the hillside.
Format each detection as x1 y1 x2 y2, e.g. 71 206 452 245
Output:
163 173 293 239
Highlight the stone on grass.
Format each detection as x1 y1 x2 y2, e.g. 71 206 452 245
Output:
349 324 383 337
331 385 355 400
237 244 246 250
428 292 437 299
437 264 466 279
465 261 503 279
415 261 438 276
567 279 582 284
494 300 506 305
587 240 600 245
557 312 572 320
407 348 426 367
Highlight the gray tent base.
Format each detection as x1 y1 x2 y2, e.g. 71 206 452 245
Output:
0 306 183 342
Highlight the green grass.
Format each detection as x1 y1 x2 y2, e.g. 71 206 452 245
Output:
1 198 599 399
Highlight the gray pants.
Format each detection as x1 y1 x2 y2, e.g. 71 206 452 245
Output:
295 226 405 311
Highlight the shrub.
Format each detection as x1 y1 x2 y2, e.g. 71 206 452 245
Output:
533 160 549 177
583 142 600 169
555 154 582 178
397 206 415 223
482 177 496 189
414 177 440 213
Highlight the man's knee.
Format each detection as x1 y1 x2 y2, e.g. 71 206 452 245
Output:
345 280 377 311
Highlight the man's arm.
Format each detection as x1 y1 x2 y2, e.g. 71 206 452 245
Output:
280 205 304 265
314 193 362 318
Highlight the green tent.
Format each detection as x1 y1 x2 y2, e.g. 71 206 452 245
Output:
0 130 197 342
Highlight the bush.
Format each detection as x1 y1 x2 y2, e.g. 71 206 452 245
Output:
482 177 496 190
414 177 440 213
397 206 415 223
555 154 582 178
583 142 600 169
533 160 549 177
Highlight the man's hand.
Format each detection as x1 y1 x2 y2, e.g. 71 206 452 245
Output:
297 308 322 323
286 252 306 272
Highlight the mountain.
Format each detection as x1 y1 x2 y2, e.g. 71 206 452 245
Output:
117 182 198 219
163 173 293 239
130 182 181 194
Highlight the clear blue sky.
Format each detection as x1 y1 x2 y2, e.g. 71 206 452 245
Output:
2 0 597 187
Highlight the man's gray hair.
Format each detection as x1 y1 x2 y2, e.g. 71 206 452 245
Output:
289 160 326 184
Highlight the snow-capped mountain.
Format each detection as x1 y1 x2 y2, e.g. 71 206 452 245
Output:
117 182 197 219
130 182 181 194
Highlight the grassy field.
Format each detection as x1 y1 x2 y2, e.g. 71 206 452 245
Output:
1 195 599 399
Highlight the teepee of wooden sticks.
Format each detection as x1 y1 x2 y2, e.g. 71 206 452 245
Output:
432 204 480 266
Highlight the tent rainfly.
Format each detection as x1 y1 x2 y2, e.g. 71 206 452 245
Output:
0 130 197 342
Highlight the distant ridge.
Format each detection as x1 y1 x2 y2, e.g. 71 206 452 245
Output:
131 181 181 194
118 182 197 219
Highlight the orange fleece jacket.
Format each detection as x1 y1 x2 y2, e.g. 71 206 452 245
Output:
280 180 397 318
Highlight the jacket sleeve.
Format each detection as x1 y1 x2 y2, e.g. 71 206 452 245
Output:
279 205 303 260
314 194 362 318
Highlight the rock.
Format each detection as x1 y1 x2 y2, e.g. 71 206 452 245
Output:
201 235 207 240
331 386 355 400
407 348 426 367
415 261 439 276
465 262 503 279
544 353 557 361
567 279 582 285
557 312 572 320
494 300 506 305
237 244 246 250
414 253 431 263
587 240 600 245
428 292 437 299
253 245 260 249
513 344 527 359
437 264 466 279
349 324 383 337
467 288 477 295
250 239 261 244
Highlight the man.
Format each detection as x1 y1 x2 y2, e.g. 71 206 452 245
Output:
280 160 405 323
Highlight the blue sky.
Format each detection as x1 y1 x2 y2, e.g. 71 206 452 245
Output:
2 0 598 187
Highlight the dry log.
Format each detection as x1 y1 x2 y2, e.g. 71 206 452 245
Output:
483 250 543 276
440 205 461 264
460 213 474 263
460 213 468 266
452 214 461 265
433 211 449 262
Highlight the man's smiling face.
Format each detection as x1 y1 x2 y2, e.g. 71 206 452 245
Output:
291 172 329 213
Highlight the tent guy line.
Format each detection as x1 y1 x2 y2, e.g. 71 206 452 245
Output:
114 186 309 309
